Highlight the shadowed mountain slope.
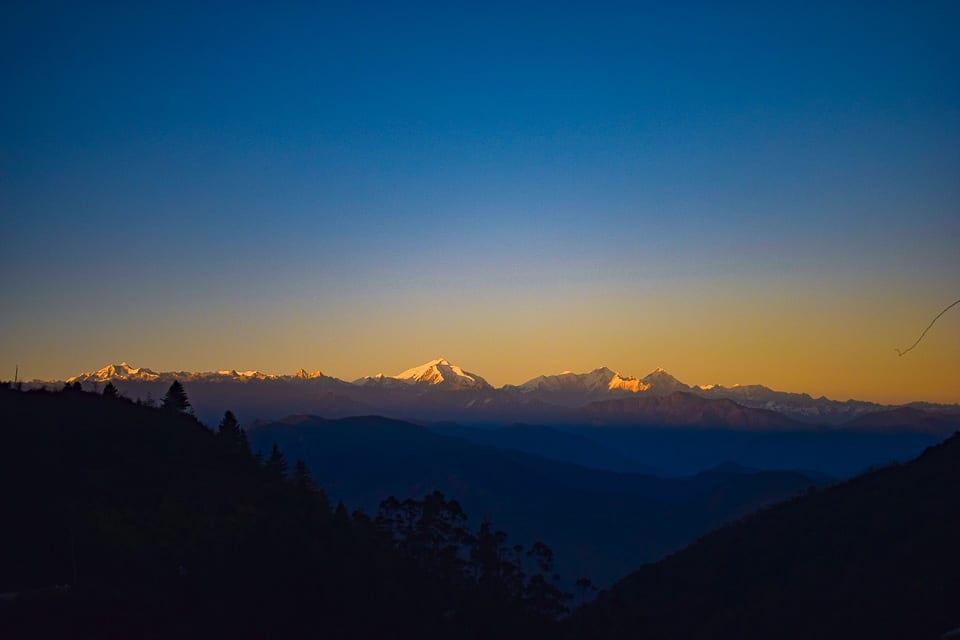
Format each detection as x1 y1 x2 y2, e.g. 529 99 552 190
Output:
248 415 823 586
570 430 960 639
843 406 960 435
579 391 803 429
429 423 660 474
562 424 941 477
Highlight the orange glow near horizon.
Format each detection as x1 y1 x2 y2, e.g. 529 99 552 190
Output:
9 276 959 406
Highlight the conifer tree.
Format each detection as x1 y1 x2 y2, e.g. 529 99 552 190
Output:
264 443 288 480
292 459 315 493
333 501 352 536
217 410 253 462
238 429 252 459
102 382 119 398
161 380 190 412
218 410 240 436
292 459 331 514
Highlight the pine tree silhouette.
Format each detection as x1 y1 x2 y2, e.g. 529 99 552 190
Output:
264 443 288 480
161 380 190 412
218 409 240 436
293 459 315 492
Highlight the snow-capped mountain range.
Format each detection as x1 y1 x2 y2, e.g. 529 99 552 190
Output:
39 358 957 428
65 362 327 383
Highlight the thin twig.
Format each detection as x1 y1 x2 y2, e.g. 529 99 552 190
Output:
895 297 960 356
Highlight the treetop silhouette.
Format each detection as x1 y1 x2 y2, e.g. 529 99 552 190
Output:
161 380 190 412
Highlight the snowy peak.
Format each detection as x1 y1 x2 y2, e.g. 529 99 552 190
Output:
394 358 454 382
513 366 694 398
518 367 612 393
295 368 324 380
353 358 491 390
608 372 649 393
516 367 650 395
214 370 273 380
68 362 160 383
386 358 491 390
640 368 690 394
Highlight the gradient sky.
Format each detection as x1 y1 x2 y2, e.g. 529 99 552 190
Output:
2 1 958 404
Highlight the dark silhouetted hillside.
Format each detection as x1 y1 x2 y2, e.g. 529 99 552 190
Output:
0 386 563 639
570 430 960 639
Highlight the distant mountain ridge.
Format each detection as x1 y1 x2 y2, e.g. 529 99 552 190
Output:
842 406 960 435
66 361 330 384
38 358 959 430
581 392 803 429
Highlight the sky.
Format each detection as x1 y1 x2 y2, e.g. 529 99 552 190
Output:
2 1 958 404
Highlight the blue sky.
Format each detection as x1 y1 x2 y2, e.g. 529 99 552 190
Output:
2 1 958 401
